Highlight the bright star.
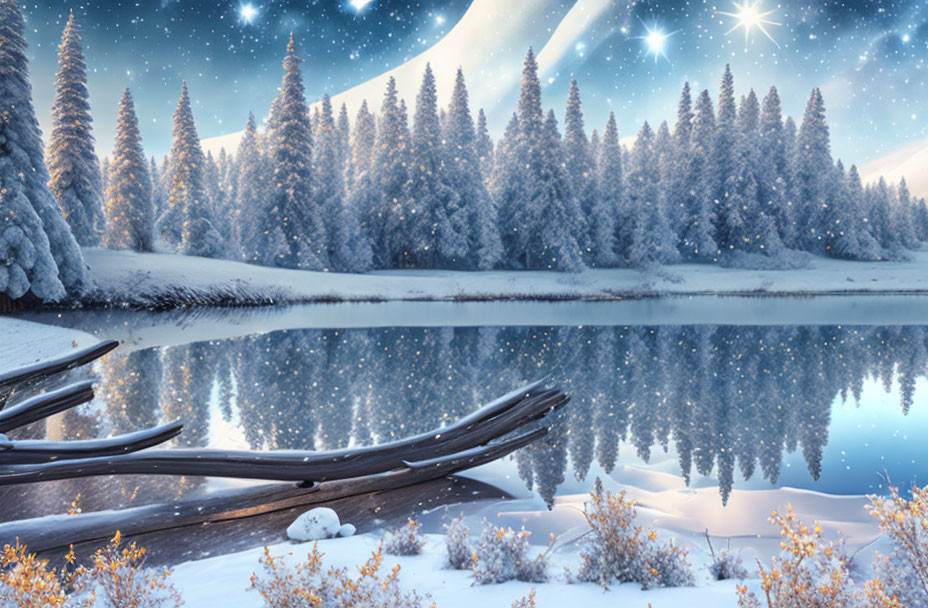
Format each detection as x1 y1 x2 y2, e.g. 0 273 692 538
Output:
350 0 374 12
637 25 675 62
238 3 259 25
719 0 781 47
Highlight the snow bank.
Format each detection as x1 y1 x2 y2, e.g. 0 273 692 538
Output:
166 468 884 608
80 247 928 310
0 317 101 377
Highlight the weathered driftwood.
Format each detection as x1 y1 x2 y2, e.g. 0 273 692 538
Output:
0 334 567 558
0 384 566 485
0 420 184 464
0 339 118 394
0 381 95 432
0 425 547 554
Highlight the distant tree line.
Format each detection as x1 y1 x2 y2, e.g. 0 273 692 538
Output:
130 44 928 272
3 0 927 305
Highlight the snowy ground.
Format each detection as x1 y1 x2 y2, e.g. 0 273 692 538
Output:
0 317 101 377
166 466 886 608
81 247 928 309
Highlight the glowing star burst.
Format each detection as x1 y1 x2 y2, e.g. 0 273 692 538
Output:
350 0 374 12
637 25 674 62
719 0 781 47
238 3 259 25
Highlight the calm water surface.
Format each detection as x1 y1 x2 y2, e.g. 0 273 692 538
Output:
2 300 927 524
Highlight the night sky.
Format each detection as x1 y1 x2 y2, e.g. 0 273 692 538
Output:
20 1 928 164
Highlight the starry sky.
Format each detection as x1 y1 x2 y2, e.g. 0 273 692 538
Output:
20 0 928 164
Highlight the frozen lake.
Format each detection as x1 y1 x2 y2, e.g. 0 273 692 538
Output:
3 297 927 536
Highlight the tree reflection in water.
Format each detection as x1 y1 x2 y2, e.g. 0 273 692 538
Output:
3 324 925 520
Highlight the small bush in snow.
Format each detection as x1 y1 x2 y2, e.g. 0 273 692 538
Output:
706 533 748 581
0 540 67 607
576 479 694 590
443 516 474 570
864 484 928 608
710 550 749 581
1 532 181 608
736 505 855 608
384 519 426 556
250 543 433 608
70 531 183 608
511 589 536 608
472 519 548 585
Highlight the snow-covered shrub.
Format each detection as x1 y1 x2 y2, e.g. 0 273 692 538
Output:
1 533 180 608
706 534 749 581
576 480 694 590
0 541 68 607
472 519 548 585
709 550 749 581
384 519 426 556
443 516 474 570
70 531 182 608
511 589 536 608
250 543 433 608
736 505 856 608
864 484 928 608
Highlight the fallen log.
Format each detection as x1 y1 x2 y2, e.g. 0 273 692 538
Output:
0 384 566 486
0 424 548 554
0 420 184 464
0 381 95 433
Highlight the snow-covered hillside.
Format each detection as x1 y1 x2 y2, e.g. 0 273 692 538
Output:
80 247 928 310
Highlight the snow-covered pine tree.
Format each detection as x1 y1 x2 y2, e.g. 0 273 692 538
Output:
912 189 928 242
265 34 327 270
524 110 584 271
654 121 680 251
47 11 103 247
475 108 493 183
336 102 351 168
445 68 501 270
499 49 547 268
824 161 883 261
491 112 525 269
563 79 595 260
794 88 832 252
682 89 719 261
720 89 782 255
0 0 88 302
757 87 796 247
627 122 679 268
370 77 409 268
590 112 621 267
398 64 467 268
714 65 739 247
103 88 153 252
166 82 224 258
665 82 693 243
894 178 920 250
234 111 270 263
846 164 882 259
347 100 377 244
316 94 372 272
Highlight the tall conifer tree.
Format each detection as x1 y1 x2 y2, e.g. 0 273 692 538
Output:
103 89 153 251
0 0 87 301
47 11 103 246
